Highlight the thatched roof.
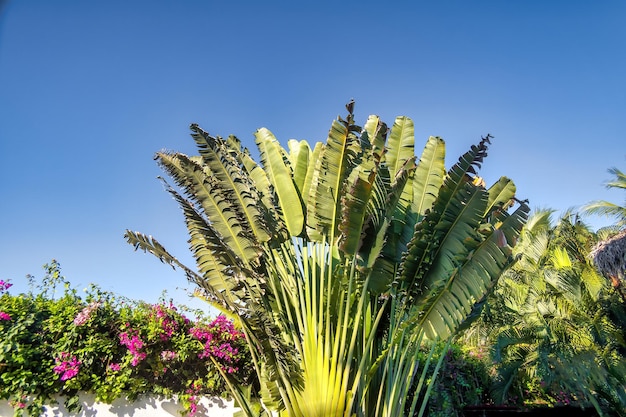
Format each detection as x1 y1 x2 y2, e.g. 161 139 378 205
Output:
590 229 626 284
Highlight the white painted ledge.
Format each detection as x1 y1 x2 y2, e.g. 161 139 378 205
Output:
0 393 239 416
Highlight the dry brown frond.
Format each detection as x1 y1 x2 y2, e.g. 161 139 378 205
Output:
590 229 626 302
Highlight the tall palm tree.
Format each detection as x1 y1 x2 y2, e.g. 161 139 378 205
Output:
583 167 626 230
126 103 528 416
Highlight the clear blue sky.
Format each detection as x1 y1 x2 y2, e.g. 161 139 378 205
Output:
1 0 624 311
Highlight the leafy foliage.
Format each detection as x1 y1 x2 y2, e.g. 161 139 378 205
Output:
461 212 626 415
419 343 491 417
0 261 251 417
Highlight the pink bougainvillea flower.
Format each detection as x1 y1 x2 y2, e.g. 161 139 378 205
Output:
73 301 101 326
0 312 11 321
53 352 81 381
0 279 12 292
160 350 177 361
9 398 27 410
119 330 147 366
150 304 180 341
189 315 243 373
130 352 147 367
189 401 197 416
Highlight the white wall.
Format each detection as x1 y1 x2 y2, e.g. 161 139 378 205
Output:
0 394 239 417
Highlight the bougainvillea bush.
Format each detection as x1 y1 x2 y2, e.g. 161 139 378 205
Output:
0 261 252 417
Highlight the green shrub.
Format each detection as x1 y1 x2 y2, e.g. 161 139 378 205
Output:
0 261 251 416
417 342 491 417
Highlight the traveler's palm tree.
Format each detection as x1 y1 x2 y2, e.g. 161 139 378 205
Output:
126 104 528 417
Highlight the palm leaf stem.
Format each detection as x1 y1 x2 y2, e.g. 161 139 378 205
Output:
334 260 357 416
397 331 427 415
266 246 304 358
339 260 373 416
342 260 382 416
416 337 452 417
353 297 390 415
406 340 437 417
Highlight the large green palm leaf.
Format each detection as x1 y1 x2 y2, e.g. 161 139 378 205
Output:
190 124 273 244
583 167 626 228
288 139 311 195
307 109 362 243
400 135 491 297
412 135 446 220
156 152 262 267
255 128 305 237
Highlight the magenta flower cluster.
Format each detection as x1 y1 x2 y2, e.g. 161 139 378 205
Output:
113 307 246 416
53 352 81 381
0 279 12 292
185 380 203 416
189 315 244 374
108 362 121 372
0 279 12 321
151 303 183 341
119 329 147 366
